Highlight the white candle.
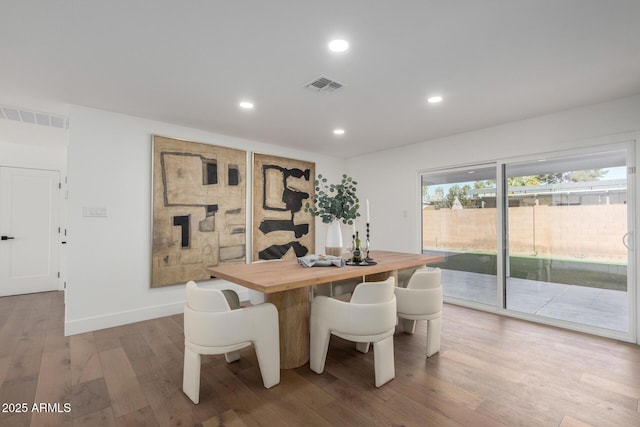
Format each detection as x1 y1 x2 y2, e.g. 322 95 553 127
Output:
352 222 356 235
366 199 370 223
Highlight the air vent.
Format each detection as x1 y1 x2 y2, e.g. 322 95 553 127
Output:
0 105 68 129
304 76 344 93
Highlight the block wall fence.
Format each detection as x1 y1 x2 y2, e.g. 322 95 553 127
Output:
422 205 627 263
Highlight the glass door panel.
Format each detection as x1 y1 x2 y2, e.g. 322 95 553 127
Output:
421 165 497 306
504 150 630 332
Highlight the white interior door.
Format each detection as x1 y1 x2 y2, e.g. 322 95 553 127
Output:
0 167 60 296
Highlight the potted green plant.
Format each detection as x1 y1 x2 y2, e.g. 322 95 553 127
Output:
305 173 360 256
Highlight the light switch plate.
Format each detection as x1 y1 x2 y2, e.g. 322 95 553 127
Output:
83 206 107 217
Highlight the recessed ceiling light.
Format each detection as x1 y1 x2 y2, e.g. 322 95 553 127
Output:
328 39 349 52
239 101 254 110
427 96 443 104
333 128 345 135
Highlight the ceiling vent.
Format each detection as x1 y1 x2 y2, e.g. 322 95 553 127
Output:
304 76 344 93
0 105 68 129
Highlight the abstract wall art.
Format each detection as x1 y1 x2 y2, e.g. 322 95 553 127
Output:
252 153 315 261
151 135 247 287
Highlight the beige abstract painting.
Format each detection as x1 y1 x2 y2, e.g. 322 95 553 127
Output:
252 153 315 261
151 135 246 287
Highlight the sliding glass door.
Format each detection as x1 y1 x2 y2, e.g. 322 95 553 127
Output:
504 149 631 332
421 165 497 307
420 144 634 337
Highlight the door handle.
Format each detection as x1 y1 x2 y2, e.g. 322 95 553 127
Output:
1 236 15 240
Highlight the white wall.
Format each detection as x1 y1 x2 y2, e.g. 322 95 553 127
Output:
0 119 67 170
65 106 346 335
346 93 640 343
347 94 640 252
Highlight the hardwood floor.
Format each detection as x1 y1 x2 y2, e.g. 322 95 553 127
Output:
0 291 639 426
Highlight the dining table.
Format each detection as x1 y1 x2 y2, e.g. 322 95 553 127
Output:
207 250 443 369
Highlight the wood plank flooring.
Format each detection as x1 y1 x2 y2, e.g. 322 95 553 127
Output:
0 291 639 426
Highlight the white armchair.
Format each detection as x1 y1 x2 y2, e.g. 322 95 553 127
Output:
310 277 397 387
394 267 443 357
182 281 280 404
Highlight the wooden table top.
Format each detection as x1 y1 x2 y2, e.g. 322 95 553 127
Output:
207 250 443 293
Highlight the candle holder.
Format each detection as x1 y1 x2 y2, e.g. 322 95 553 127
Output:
348 234 355 260
364 222 373 262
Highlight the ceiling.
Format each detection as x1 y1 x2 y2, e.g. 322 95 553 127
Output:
2 1 640 158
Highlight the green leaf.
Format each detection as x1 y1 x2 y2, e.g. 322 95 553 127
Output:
307 172 360 223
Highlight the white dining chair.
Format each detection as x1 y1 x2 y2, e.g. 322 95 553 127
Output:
312 276 363 298
394 267 443 357
309 277 397 387
182 281 280 404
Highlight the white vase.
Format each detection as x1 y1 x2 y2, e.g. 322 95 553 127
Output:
325 220 343 256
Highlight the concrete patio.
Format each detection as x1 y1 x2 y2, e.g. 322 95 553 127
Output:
441 269 629 332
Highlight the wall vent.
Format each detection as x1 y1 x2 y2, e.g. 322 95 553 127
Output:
303 76 344 93
0 105 68 129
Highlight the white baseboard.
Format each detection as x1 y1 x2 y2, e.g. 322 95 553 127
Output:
64 300 185 336
64 287 251 336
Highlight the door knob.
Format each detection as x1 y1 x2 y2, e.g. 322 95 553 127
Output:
1 236 15 240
